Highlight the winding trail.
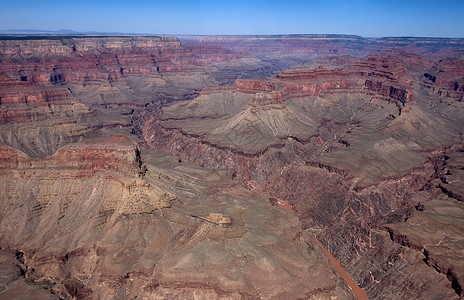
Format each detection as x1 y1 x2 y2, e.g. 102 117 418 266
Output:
312 236 368 300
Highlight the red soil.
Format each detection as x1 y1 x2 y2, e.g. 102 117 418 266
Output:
312 236 368 300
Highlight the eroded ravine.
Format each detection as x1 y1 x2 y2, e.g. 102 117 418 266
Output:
139 50 464 299
312 235 368 300
273 196 367 299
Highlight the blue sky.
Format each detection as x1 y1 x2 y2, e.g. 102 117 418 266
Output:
1 0 463 37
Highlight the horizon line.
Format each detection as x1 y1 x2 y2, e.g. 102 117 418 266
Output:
1 29 464 40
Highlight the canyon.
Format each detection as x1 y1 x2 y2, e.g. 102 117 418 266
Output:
0 34 463 299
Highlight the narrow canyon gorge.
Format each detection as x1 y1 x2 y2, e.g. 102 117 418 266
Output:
0 34 463 299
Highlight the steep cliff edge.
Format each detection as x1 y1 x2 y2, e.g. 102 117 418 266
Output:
0 36 275 158
0 139 356 299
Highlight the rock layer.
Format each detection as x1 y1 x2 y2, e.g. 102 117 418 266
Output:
142 51 464 299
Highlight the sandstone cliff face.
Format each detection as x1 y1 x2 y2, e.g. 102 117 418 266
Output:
0 36 278 157
0 81 94 157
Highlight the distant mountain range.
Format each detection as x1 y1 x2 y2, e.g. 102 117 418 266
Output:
0 29 150 36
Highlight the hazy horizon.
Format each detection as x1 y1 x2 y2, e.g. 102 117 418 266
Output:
2 29 464 40
1 0 464 38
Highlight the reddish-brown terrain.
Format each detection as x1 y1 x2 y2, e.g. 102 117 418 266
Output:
1 35 464 299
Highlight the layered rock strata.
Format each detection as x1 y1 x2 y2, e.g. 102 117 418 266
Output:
142 52 464 299
2 35 464 299
0 140 355 299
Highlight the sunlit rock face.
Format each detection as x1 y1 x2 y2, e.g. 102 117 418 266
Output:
1 35 464 299
143 49 464 299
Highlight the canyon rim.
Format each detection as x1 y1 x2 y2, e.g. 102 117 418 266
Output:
0 33 463 299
